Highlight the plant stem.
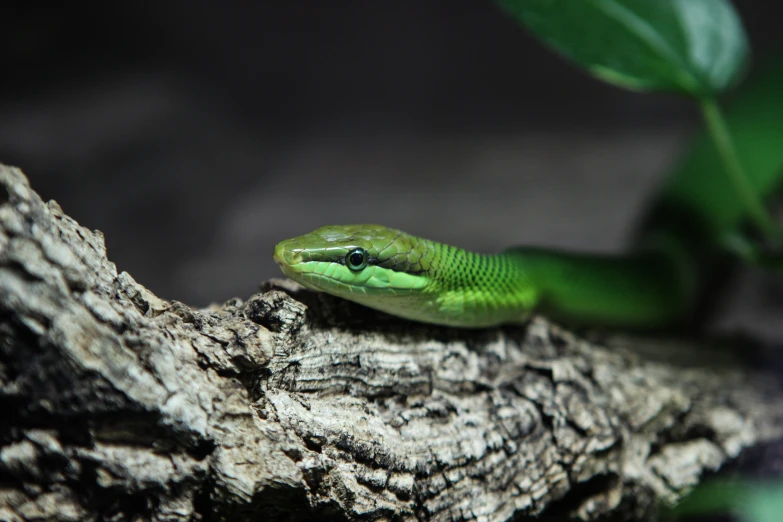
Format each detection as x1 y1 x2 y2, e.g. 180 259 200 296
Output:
700 97 781 241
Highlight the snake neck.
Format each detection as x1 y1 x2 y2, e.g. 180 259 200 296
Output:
423 243 536 327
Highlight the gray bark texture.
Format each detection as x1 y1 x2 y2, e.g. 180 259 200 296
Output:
0 163 781 522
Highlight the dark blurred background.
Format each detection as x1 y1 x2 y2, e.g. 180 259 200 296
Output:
1 2 781 338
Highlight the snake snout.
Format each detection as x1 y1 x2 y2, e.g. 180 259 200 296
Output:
273 240 302 268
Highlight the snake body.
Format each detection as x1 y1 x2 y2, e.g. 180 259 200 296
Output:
274 225 691 327
274 63 783 329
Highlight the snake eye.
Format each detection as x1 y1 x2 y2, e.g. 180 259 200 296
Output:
346 248 368 271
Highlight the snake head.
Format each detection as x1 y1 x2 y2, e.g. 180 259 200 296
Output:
273 224 430 298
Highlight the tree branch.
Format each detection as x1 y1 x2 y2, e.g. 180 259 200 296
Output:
0 164 781 521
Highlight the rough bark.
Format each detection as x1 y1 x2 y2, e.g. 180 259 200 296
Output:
0 163 781 522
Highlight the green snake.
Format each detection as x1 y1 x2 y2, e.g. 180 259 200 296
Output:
274 63 783 329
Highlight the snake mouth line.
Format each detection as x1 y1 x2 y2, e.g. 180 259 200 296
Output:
273 242 354 292
275 259 423 297
276 261 373 296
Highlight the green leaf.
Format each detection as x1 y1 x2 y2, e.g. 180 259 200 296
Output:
498 0 750 97
660 57 783 240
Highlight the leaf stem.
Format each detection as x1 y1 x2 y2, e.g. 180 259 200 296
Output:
700 97 781 241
